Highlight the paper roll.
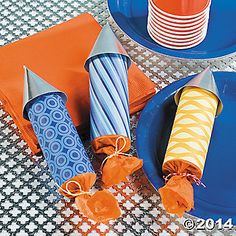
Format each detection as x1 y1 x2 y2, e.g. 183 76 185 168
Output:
163 86 218 177
89 54 131 140
23 67 121 222
86 24 143 187
27 93 95 186
159 84 219 217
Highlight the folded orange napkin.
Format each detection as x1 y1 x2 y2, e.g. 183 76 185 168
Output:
0 13 156 154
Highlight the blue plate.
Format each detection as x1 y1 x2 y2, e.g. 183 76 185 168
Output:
136 72 236 223
108 0 236 59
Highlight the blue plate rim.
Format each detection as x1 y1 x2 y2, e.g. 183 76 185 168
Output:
107 0 236 60
136 71 236 222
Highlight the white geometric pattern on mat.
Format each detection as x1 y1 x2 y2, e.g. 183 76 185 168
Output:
0 0 236 235
1 103 234 236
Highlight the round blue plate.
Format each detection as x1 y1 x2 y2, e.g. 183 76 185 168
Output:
136 72 236 223
108 0 236 59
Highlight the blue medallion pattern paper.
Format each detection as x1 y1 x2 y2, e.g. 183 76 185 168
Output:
27 93 94 186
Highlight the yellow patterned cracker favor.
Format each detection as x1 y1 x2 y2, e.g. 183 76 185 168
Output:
159 67 223 217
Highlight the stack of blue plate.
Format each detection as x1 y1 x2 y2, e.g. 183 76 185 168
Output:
108 0 236 59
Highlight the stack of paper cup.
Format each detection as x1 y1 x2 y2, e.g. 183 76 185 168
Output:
147 0 211 49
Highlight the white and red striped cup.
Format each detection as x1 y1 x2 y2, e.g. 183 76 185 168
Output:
148 0 211 49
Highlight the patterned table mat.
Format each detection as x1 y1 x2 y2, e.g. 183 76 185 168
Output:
0 0 236 235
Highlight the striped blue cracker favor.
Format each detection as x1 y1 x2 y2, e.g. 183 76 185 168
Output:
85 23 132 141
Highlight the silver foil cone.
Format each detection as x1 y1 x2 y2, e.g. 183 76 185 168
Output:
174 67 223 116
23 66 67 120
84 23 131 71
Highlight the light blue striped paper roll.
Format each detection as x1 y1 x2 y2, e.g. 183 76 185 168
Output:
89 54 131 140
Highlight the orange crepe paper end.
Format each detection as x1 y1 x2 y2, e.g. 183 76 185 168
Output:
102 154 143 188
58 173 121 222
92 135 143 187
159 176 194 217
163 160 202 180
59 172 96 199
75 190 121 223
160 160 201 217
92 135 131 156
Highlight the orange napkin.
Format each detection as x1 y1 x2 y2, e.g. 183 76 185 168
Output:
0 13 156 154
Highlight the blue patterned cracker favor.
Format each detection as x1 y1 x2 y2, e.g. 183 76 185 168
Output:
85 23 132 141
84 24 143 188
27 93 94 186
23 67 121 223
23 67 94 186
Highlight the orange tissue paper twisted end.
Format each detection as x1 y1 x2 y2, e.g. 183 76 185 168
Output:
75 189 121 223
159 175 194 217
92 135 143 188
58 172 121 222
59 172 96 199
159 159 202 217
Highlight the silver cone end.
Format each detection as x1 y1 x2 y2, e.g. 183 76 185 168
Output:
84 23 131 71
174 67 223 116
23 66 67 120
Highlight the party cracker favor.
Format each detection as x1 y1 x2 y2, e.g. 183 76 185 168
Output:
0 13 156 155
23 67 121 222
159 67 223 217
85 24 143 187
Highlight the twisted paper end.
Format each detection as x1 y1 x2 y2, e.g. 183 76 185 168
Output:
159 175 194 217
58 173 96 198
159 160 205 217
57 172 121 223
75 189 121 223
164 172 206 188
92 135 143 188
